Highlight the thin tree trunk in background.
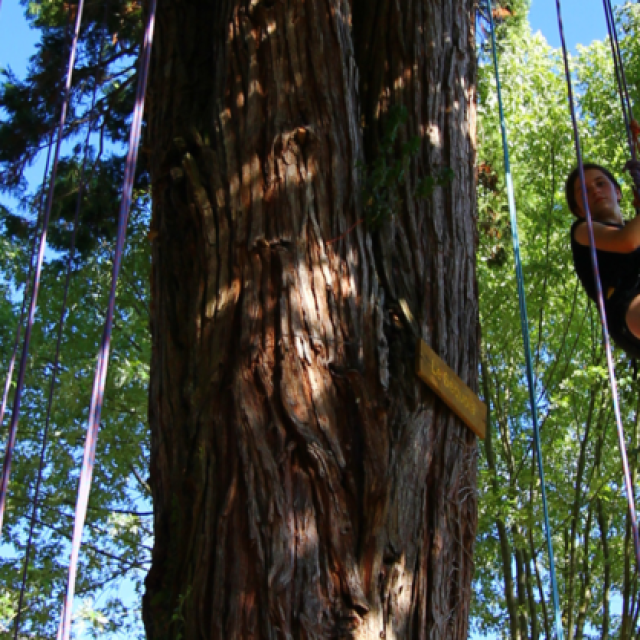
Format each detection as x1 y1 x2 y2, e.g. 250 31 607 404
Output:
566 391 597 640
591 404 610 640
529 528 551 640
633 400 640 635
596 497 611 640
575 508 593 640
622 517 633 640
513 534 529 640
143 0 478 637
481 356 520 640
622 397 640 640
523 452 539 640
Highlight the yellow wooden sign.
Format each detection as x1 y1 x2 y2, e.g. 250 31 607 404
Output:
415 338 487 440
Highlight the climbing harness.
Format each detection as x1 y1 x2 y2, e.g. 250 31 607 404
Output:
485 3 565 638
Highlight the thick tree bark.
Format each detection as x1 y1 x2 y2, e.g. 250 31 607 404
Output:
143 0 479 638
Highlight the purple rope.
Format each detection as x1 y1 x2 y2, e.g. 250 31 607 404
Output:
0 6 75 434
555 0 640 574
0 0 87 536
603 0 635 160
13 12 110 638
0 130 56 433
606 0 635 128
57 2 156 637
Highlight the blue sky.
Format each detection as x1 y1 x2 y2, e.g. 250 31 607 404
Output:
529 0 626 49
0 1 37 78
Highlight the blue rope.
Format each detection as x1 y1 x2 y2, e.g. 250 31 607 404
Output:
485 5 565 639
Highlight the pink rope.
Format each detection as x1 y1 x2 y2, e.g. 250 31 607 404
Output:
0 3 75 435
14 13 111 638
555 0 640 574
57 1 156 636
0 130 55 432
0 0 86 536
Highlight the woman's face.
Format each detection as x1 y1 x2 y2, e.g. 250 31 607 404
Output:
574 169 622 223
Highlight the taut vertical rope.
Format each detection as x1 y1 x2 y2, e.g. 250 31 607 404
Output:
13 8 111 637
555 0 640 574
0 0 87 537
0 130 55 432
603 0 636 160
485 5 565 639
57 1 157 636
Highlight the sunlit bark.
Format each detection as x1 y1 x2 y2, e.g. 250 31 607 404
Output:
143 0 479 637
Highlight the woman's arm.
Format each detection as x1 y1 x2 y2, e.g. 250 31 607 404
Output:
574 217 640 253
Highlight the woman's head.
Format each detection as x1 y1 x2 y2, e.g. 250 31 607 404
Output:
565 163 621 217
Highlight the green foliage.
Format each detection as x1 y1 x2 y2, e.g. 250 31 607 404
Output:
171 587 192 640
0 201 151 638
477 0 532 55
0 0 150 637
475 4 640 638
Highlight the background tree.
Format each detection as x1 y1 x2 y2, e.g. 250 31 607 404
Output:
475 4 640 638
0 1 152 636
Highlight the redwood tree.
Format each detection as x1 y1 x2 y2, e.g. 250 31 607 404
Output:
143 0 479 637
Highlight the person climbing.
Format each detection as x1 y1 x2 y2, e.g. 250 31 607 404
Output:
567 161 640 358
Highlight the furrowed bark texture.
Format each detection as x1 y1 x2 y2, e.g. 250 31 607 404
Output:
143 0 478 638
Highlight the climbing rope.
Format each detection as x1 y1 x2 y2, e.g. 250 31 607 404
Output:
57 1 157 636
13 9 111 637
0 0 77 437
602 0 640 219
603 0 638 158
485 4 565 639
555 0 640 574
0 130 55 433
603 0 636 159
0 0 86 536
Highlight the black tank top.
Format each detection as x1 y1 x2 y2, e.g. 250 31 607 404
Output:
571 220 640 302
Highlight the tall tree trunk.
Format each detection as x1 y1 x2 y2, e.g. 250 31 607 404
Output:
143 0 479 638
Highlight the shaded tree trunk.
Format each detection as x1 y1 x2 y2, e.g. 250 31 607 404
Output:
143 0 479 638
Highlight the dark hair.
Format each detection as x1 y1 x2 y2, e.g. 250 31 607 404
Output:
565 163 621 217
